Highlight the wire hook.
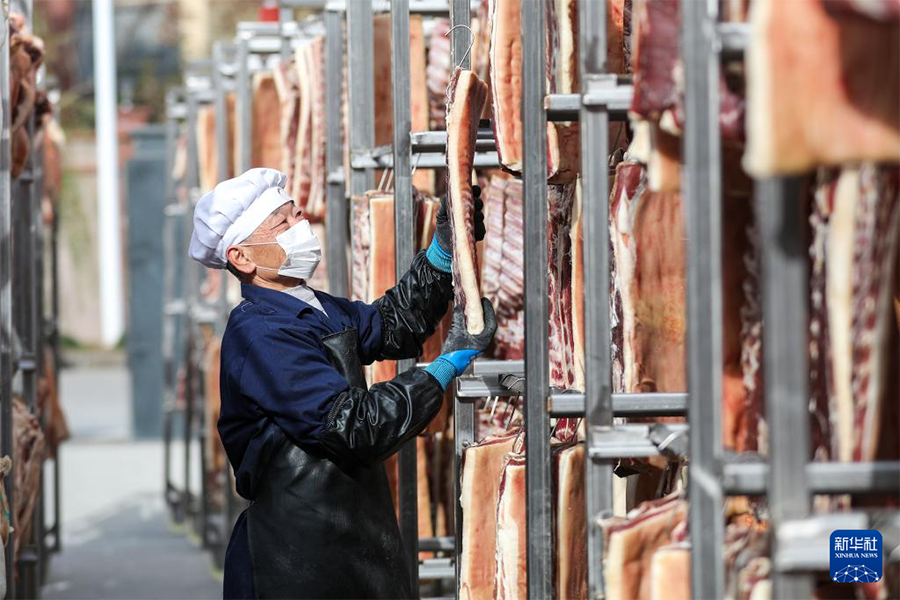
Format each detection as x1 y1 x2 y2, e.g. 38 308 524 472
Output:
444 24 476 70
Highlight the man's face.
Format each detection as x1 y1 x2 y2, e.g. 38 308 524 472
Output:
226 201 304 285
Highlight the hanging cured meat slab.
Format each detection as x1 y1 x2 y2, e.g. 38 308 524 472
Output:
743 0 900 176
548 183 578 390
494 451 527 600
250 72 283 171
555 443 587 600
603 496 687 600
196 105 218 193
489 0 578 182
810 165 900 463
446 68 489 334
649 544 691 600
609 161 686 394
458 433 518 600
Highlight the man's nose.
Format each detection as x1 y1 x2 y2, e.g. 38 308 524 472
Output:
287 211 302 227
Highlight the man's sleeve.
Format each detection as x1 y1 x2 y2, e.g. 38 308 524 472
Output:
370 250 453 361
239 322 445 466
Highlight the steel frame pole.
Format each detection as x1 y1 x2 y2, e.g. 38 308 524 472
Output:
449 0 474 596
682 1 725 598
0 8 15 597
579 1 614 598
325 9 349 297
390 0 419 593
520 1 553 598
346 0 375 201
758 177 814 598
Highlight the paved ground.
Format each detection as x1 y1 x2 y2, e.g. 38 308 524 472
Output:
41 354 221 599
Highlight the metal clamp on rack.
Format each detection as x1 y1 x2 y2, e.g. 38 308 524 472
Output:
588 423 690 460
546 75 634 122
455 359 525 399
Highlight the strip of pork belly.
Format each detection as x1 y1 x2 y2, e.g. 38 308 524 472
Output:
571 182 585 391
555 443 586 600
498 180 524 314
609 161 686 393
481 176 509 306
603 497 688 600
447 69 489 334
368 193 398 383
545 0 581 183
850 166 900 462
648 544 691 600
195 105 218 193
458 434 518 600
548 183 578 389
273 61 300 193
306 38 328 221
250 72 283 170
426 19 451 131
292 45 313 210
494 451 527 600
743 0 900 177
350 195 372 303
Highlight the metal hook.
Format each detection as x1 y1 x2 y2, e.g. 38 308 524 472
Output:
377 167 391 192
445 23 476 70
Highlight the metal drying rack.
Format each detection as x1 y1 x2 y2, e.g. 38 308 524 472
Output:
161 0 900 596
0 1 62 596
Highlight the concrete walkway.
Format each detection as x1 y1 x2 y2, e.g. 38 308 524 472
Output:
41 355 221 599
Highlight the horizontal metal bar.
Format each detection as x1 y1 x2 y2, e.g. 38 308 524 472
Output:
326 0 467 14
546 76 634 121
166 105 188 120
419 558 455 580
775 513 872 573
410 129 495 152
723 461 900 496
418 536 455 552
717 22 749 58
473 359 523 376
16 357 37 373
351 151 500 170
279 0 328 7
326 170 345 185
587 423 689 459
548 392 688 417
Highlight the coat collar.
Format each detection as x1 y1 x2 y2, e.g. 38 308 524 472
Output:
240 282 315 317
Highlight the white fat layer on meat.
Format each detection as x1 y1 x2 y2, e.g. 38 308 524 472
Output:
611 173 640 392
447 71 486 334
859 166 900 461
626 118 652 164
488 0 523 173
741 0 775 176
827 168 858 462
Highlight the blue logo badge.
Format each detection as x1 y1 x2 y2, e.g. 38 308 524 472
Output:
830 529 882 583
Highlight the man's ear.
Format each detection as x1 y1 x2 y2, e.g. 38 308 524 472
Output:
226 245 256 277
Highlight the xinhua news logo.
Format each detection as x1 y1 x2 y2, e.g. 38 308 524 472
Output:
830 530 883 584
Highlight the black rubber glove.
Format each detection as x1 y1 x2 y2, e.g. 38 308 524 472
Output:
424 298 497 389
435 186 485 254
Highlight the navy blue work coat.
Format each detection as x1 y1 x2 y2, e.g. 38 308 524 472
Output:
219 283 383 598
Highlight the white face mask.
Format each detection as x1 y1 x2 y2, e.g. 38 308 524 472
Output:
243 219 322 280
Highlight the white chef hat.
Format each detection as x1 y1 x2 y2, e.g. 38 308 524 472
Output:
189 168 292 269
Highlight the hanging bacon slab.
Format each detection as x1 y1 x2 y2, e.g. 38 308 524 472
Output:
446 68 489 333
490 0 626 181
603 496 688 600
306 37 328 221
459 434 518 600
555 443 587 600
292 45 313 210
810 165 900 463
548 183 578 389
743 0 900 176
250 72 283 171
494 451 527 600
649 544 691 600
196 105 218 193
609 161 686 393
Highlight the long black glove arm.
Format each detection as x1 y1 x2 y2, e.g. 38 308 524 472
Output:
372 250 453 361
318 368 444 467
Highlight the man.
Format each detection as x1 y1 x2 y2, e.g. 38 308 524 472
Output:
189 168 495 599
